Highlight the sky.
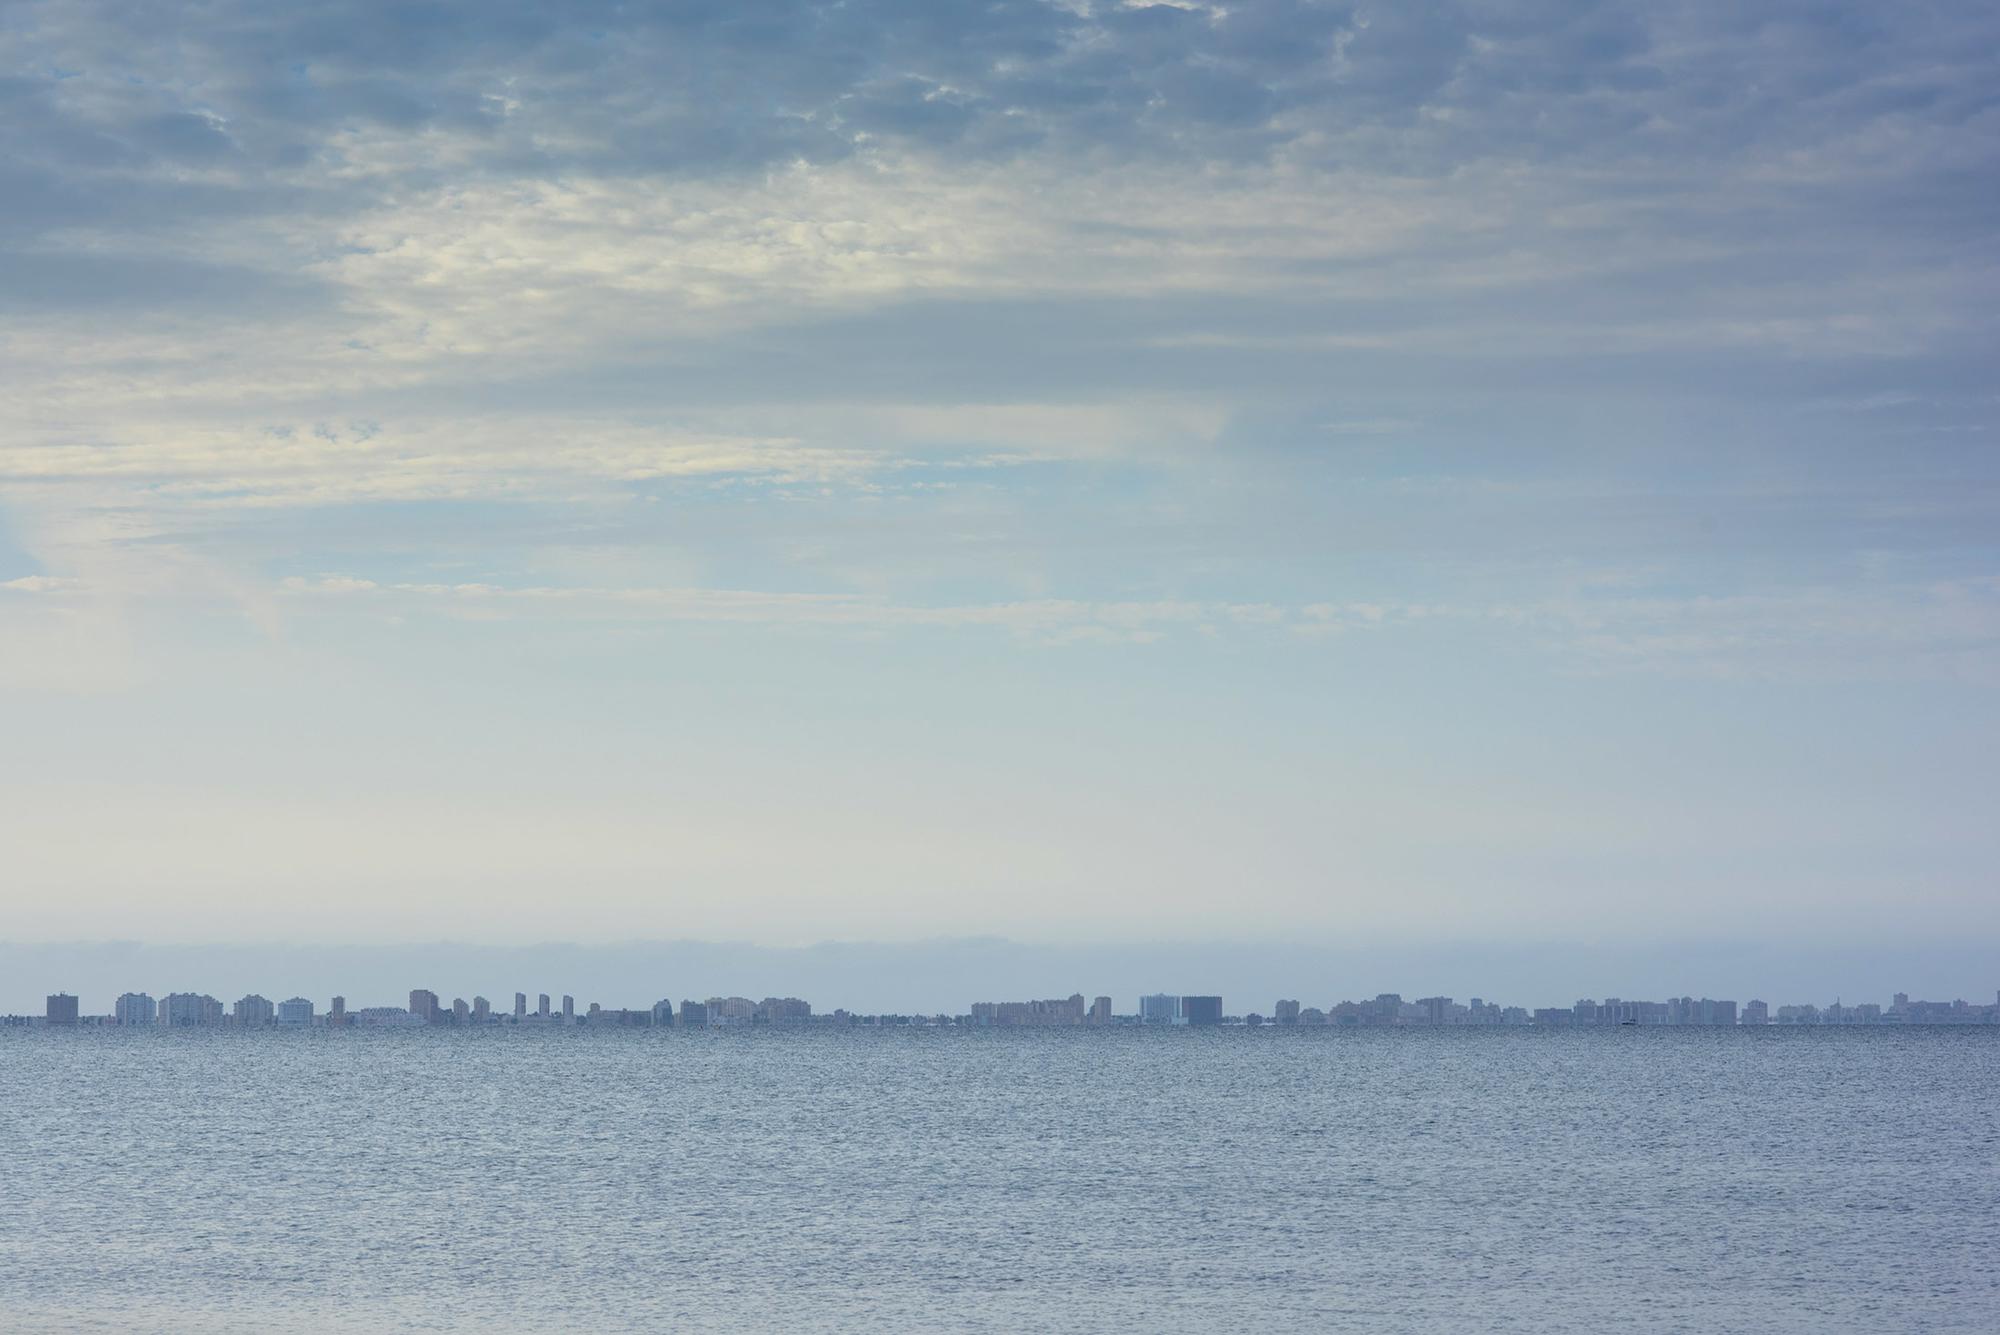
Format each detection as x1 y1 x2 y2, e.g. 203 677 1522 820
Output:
2 1 1997 973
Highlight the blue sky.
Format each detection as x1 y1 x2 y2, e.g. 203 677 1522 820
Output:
2 1 1996 951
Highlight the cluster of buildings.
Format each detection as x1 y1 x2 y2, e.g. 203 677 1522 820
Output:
11 988 2000 1030
1765 994 2000 1026
1248 992 2000 1027
965 994 1220 1026
10 990 829 1030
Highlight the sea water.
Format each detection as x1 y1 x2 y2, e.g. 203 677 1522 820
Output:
2 1026 1995 1333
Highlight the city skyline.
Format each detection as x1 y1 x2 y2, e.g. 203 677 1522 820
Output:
16 982 1998 1030
6 934 1998 1021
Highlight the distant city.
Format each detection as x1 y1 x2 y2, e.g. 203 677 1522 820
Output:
10 987 2000 1030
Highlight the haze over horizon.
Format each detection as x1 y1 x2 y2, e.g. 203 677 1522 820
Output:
3 1 1997 952
8 935 1999 1019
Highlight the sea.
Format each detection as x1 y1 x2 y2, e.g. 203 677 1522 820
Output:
1 1026 1995 1333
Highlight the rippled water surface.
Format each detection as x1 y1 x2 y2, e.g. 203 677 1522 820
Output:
2 1027 1996 1333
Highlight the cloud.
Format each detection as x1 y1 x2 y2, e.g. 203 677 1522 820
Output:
277 572 1318 644
1543 580 2000 684
0 417 866 506
3 0 1989 408
1 0 1996 697
258 570 2000 683
1 575 81 593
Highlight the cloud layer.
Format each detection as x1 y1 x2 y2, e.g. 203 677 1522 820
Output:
3 2 1997 940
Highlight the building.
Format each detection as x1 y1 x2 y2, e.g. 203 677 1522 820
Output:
233 995 274 1027
352 1007 422 1027
1661 996 1738 1026
328 996 347 1028
651 998 676 1027
114 993 155 1027
1139 993 1179 1024
756 997 812 1025
160 993 223 1027
705 997 756 1027
592 1008 652 1027
562 995 575 1024
515 992 528 1022
1273 999 1300 1025
472 996 491 1023
1089 996 1113 1026
452 998 469 1024
409 990 441 1025
679 999 707 1028
1354 994 1403 1025
276 997 314 1026
1742 999 1768 1026
537 993 551 1020
970 995 1086 1026
1178 996 1223 1027
1417 996 1452 1026
45 993 79 1026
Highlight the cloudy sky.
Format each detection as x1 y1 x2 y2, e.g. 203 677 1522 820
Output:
3 1 1996 953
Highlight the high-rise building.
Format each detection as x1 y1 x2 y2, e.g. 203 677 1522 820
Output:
537 993 551 1020
1178 996 1223 1026
276 997 314 1026
562 995 575 1024
233 995 274 1027
114 993 155 1027
160 993 223 1027
970 995 1086 1026
452 997 469 1024
1140 993 1178 1024
972 995 1096 1031
756 997 813 1024
45 993 78 1026
1742 999 1769 1026
352 1007 423 1027
1090 996 1113 1025
651 998 676 1027
678 999 707 1028
515 992 528 1021
1273 999 1301 1025
592 1007 651 1026
472 996 491 1023
410 989 441 1025
329 996 347 1028
705 997 756 1026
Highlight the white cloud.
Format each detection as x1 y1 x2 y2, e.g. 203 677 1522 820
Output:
258 572 2000 683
